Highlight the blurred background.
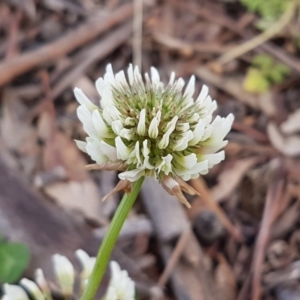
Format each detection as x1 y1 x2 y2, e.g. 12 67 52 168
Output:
0 0 300 299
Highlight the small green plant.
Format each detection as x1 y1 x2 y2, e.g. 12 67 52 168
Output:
240 0 290 29
243 54 290 94
0 235 30 284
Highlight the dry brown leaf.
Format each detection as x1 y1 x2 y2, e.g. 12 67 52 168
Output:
211 157 259 202
44 179 107 224
38 101 106 223
267 122 300 157
43 131 88 181
38 103 88 181
1 89 40 174
280 108 300 134
215 254 236 300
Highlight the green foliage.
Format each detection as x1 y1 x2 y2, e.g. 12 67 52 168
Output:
240 0 289 29
243 54 290 93
0 236 30 284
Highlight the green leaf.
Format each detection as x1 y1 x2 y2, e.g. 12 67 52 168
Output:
0 242 30 283
240 0 289 30
243 68 270 94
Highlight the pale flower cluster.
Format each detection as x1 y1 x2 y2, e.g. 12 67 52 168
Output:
2 251 134 300
75 64 233 206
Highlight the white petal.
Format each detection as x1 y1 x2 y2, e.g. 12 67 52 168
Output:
52 254 75 296
134 66 142 83
142 139 150 157
173 153 197 169
150 67 160 84
99 141 118 162
105 64 115 83
143 156 154 169
189 160 209 175
134 141 141 166
204 151 225 168
115 70 128 89
20 279 44 300
196 85 209 103
111 120 123 135
86 141 108 164
127 64 134 85
3 284 29 300
148 116 159 139
169 72 175 85
157 154 173 174
158 116 178 149
115 136 131 160
189 113 199 123
172 131 193 151
105 261 135 300
125 117 136 126
183 75 195 100
202 140 228 154
176 122 189 132
206 114 234 145
95 77 105 98
35 269 51 298
75 140 87 153
118 169 145 182
102 107 112 124
92 110 112 138
120 128 134 140
137 108 146 135
77 106 98 139
74 88 97 112
75 249 96 279
201 125 213 141
189 119 205 145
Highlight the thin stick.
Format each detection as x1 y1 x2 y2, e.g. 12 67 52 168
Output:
0 3 133 87
133 0 143 69
191 177 244 243
251 177 286 300
157 226 191 287
216 0 297 65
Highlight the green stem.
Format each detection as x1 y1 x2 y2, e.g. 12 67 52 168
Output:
81 176 145 300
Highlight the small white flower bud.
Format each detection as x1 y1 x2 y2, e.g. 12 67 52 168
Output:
3 284 29 300
20 279 44 300
52 254 75 297
103 261 135 300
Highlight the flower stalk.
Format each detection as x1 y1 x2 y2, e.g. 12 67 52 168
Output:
80 176 144 300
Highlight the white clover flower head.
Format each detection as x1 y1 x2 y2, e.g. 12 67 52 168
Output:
75 64 233 207
102 261 135 300
52 254 75 297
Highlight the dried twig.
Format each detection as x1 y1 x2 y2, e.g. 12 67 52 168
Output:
133 0 143 69
191 177 244 243
0 3 133 86
216 0 297 65
157 226 191 287
251 173 286 300
170 0 300 74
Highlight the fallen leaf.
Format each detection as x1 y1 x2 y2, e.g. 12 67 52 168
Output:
267 122 300 157
1 89 40 174
211 157 259 202
280 108 300 134
44 179 107 225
